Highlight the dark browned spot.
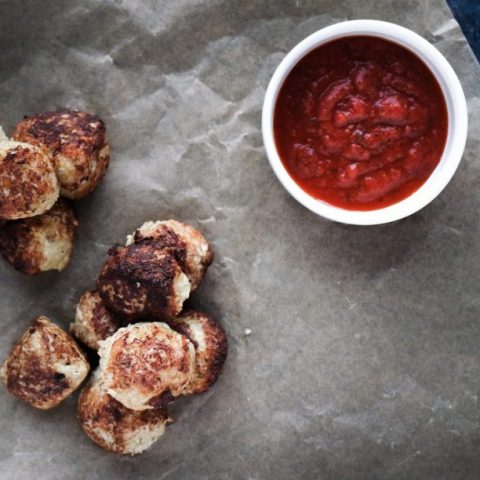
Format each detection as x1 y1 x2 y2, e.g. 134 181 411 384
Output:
96 243 182 320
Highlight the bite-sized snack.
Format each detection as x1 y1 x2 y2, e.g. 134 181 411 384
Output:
126 221 188 275
78 374 170 455
0 141 59 220
70 290 123 350
12 110 109 199
1 316 90 409
127 220 213 291
0 199 78 275
96 242 191 321
98 322 195 411
170 311 227 394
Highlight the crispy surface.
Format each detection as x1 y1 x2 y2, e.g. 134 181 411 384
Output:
0 316 90 409
78 375 170 455
98 322 195 411
127 223 188 270
12 110 109 199
170 311 227 394
127 219 213 291
70 290 123 350
0 141 59 219
97 243 191 321
0 199 77 275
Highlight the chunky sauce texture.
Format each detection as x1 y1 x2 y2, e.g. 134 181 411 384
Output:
274 36 448 210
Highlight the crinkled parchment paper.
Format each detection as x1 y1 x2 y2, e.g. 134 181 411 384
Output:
0 1 479 479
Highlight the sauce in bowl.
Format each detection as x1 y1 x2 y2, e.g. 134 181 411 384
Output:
274 36 448 211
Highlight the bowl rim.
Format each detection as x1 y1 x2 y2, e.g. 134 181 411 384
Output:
262 19 468 225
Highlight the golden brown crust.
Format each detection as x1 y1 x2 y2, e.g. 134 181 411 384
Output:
128 220 213 291
98 323 195 411
78 376 169 455
70 290 124 350
0 199 78 275
96 243 190 321
170 311 227 394
0 142 59 219
0 316 90 409
131 224 188 272
12 110 109 199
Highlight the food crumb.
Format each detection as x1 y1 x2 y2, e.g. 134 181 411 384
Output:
244 328 252 336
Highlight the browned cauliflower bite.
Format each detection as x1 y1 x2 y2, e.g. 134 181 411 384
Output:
0 199 78 275
12 110 109 199
78 374 170 455
171 311 227 394
1 316 90 409
70 290 123 350
97 322 195 411
0 141 59 220
127 220 213 291
96 242 191 321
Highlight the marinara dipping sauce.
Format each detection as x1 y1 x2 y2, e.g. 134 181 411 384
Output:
274 36 448 210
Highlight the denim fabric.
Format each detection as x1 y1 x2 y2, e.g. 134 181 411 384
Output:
447 0 480 61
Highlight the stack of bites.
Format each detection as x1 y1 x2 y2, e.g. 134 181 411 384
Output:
1 219 228 455
0 110 110 274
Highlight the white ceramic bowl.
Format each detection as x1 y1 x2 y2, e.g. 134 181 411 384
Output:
262 20 468 225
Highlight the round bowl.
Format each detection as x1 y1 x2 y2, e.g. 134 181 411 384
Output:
262 20 468 225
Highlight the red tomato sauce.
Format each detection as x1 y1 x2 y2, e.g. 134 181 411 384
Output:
274 36 448 210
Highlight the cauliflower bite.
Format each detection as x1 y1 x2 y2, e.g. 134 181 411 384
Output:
12 110 109 199
127 220 213 291
78 374 170 455
170 311 227 394
1 316 90 409
0 199 78 275
96 242 191 321
70 290 123 350
98 322 195 411
0 141 59 220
